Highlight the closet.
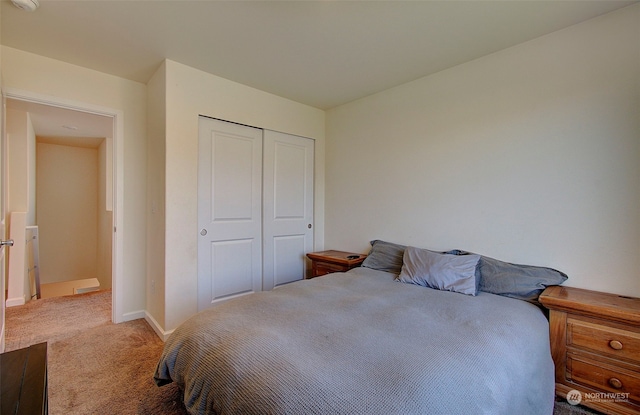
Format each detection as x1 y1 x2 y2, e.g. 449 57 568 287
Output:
197 117 314 311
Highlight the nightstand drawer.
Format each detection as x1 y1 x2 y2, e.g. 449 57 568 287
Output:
568 317 640 365
314 262 347 276
568 354 640 404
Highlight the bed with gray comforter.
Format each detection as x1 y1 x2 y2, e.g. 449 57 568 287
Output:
154 266 555 415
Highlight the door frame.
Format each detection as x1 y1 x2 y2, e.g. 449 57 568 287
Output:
1 91 7 351
3 88 125 323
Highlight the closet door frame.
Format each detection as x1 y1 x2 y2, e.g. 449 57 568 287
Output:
197 117 315 311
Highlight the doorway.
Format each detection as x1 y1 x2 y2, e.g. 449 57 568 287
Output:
35 134 111 296
3 89 124 323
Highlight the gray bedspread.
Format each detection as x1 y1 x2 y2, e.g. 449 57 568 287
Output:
154 267 555 415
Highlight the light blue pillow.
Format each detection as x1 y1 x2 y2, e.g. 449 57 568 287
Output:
361 240 406 274
397 246 480 296
444 249 568 304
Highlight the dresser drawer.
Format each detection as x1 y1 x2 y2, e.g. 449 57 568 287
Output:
568 354 640 405
568 317 640 365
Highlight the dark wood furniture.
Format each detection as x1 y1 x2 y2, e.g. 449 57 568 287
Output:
0 342 48 415
539 286 640 415
306 250 366 278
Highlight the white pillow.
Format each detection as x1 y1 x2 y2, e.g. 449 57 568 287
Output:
397 246 480 295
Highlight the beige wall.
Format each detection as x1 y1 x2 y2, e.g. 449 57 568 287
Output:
97 140 112 289
326 5 640 297
6 108 36 225
146 61 166 330
1 46 148 318
155 60 325 333
36 142 98 284
5 107 36 305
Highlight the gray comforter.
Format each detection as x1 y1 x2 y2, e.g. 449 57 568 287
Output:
154 267 555 415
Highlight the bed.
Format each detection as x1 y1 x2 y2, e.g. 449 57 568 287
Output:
155 240 567 415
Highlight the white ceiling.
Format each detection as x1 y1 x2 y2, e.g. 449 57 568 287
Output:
2 0 637 111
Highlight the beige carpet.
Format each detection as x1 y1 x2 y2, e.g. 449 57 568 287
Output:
4 290 601 415
4 290 187 415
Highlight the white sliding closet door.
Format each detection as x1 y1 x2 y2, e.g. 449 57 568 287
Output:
197 117 263 310
262 130 314 290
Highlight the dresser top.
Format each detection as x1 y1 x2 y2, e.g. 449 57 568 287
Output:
540 285 640 325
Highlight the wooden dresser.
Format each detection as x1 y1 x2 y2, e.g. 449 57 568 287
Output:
540 286 640 415
0 342 48 415
306 250 366 278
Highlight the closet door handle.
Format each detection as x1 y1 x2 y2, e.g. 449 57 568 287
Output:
0 239 14 247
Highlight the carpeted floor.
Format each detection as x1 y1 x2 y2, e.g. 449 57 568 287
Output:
4 290 601 415
4 290 188 415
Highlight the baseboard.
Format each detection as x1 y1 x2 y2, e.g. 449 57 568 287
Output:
120 309 175 341
144 311 174 342
121 310 146 322
6 296 26 307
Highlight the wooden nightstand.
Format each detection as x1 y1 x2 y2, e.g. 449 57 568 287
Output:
539 286 640 415
306 250 366 278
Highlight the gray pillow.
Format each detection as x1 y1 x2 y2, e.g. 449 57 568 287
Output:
444 249 568 304
397 246 480 296
361 240 406 274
